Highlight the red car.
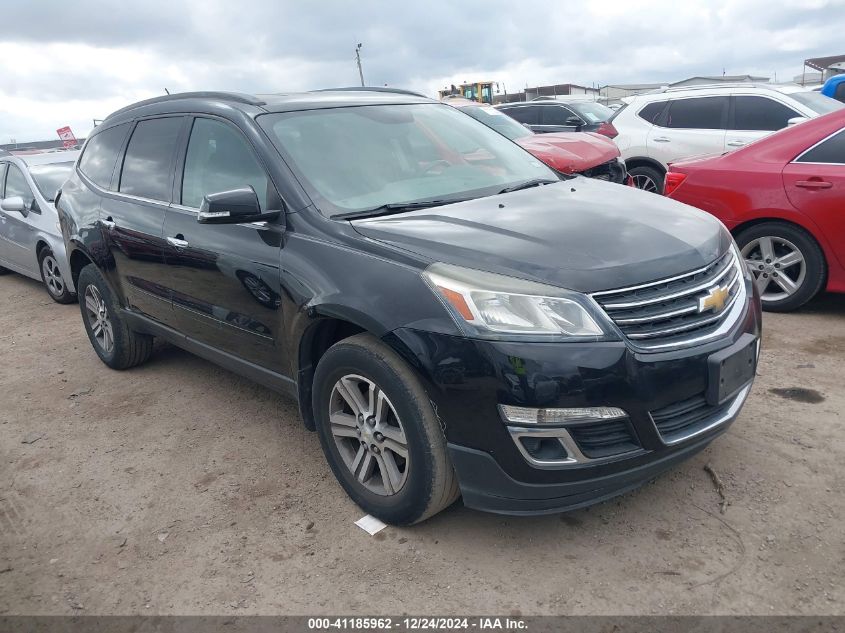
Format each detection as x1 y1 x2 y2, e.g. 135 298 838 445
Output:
665 108 845 312
446 97 627 184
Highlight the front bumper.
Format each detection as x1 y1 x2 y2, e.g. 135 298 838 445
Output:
385 287 762 515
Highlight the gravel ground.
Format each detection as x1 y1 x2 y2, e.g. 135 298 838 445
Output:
0 272 843 615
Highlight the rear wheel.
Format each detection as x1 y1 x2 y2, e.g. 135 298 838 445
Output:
735 222 825 312
38 248 75 304
313 333 459 525
77 263 154 369
628 165 664 194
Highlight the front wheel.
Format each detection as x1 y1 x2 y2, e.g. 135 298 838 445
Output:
38 248 75 304
77 263 154 369
313 334 460 525
735 222 826 312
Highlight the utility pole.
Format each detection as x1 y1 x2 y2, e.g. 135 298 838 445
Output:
355 43 365 87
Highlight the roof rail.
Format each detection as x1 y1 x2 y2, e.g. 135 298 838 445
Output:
313 86 429 99
104 91 266 121
652 82 780 94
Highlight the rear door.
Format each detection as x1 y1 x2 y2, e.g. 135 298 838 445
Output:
0 163 40 274
536 104 580 133
161 116 287 372
783 127 845 267
646 96 728 166
499 105 542 132
102 115 186 322
726 95 803 150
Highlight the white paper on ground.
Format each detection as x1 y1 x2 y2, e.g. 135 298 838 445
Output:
354 514 387 535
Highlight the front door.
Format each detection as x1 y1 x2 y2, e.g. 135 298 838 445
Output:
783 127 845 267
724 95 802 152
101 115 186 322
161 116 286 373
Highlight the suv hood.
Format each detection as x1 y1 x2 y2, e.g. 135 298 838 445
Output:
351 179 729 293
515 132 620 173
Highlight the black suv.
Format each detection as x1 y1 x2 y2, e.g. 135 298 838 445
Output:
58 90 761 524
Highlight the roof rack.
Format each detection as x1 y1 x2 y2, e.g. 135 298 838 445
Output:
313 86 429 99
650 82 782 94
104 91 266 121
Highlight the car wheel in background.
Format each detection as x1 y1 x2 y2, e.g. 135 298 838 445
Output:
628 165 664 194
735 222 826 312
77 263 154 369
312 333 460 525
38 248 76 304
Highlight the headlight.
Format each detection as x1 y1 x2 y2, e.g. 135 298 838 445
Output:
422 262 609 341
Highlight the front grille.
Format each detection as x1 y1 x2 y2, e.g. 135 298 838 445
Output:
592 251 743 348
650 393 734 444
568 418 640 458
582 158 626 184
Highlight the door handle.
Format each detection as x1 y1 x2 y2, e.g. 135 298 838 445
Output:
795 180 832 190
167 235 189 248
101 217 115 229
652 136 671 143
727 140 747 147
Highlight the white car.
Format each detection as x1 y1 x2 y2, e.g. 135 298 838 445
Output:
612 83 844 193
0 151 79 303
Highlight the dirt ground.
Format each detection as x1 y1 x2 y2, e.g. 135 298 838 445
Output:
0 272 843 616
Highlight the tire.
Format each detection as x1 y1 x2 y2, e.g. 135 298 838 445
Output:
735 222 826 312
77 263 154 369
38 248 76 304
0 265 9 275
628 165 664 194
312 333 460 525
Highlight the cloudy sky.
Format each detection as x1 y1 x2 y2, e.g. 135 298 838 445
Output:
1 0 843 143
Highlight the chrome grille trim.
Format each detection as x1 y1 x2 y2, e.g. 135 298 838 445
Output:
591 250 745 348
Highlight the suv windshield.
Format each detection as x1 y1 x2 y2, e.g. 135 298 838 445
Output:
567 102 614 123
259 103 555 217
457 105 532 141
790 91 845 115
28 161 75 201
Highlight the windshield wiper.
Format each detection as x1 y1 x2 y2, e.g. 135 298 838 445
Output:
334 199 466 220
497 178 559 195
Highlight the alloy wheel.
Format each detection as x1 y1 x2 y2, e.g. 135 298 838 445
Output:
631 174 658 192
83 285 115 353
41 255 65 297
329 374 409 496
741 236 806 302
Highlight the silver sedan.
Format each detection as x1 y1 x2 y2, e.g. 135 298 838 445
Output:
0 150 79 303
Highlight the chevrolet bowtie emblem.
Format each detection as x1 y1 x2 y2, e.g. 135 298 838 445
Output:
699 285 729 313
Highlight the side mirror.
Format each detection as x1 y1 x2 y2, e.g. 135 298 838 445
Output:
565 116 583 127
787 116 809 126
197 187 280 224
1 196 25 213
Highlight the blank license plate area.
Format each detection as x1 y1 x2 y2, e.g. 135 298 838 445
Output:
707 337 757 405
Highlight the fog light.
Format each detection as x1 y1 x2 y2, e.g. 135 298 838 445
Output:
499 405 627 426
519 437 568 461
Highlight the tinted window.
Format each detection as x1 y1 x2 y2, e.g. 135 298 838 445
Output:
78 123 129 188
181 118 270 210
5 164 35 209
541 105 579 126
637 101 667 124
567 101 614 123
119 117 183 201
836 84 845 102
29 162 74 201
797 128 845 164
732 96 799 131
501 106 540 125
666 97 727 129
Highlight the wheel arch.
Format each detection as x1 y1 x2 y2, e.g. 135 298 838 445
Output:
624 156 666 175
69 247 95 289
